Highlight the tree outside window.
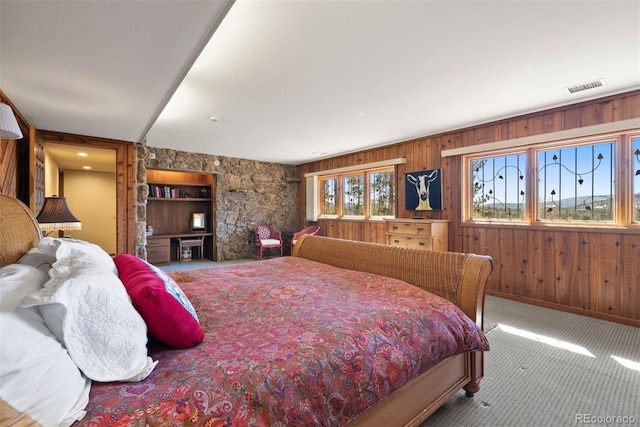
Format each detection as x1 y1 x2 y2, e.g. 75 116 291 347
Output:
343 175 364 216
370 171 395 217
320 177 338 216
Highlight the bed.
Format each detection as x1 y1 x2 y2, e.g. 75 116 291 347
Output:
0 194 493 427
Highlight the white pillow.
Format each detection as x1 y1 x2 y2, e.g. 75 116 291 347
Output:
0 264 91 427
21 244 157 382
18 246 56 274
38 236 117 275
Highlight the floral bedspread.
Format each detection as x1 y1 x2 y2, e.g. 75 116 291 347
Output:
76 257 488 427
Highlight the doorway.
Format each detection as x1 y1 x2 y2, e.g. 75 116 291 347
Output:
44 143 117 255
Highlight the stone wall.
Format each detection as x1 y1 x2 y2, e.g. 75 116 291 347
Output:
135 145 298 261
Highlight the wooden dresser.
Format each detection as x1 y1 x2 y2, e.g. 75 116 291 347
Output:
385 219 449 251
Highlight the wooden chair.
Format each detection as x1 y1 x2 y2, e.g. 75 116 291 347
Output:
290 225 320 252
177 236 204 263
253 225 283 260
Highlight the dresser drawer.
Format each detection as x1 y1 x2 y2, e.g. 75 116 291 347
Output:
147 237 169 248
386 221 433 236
387 234 434 250
148 247 170 265
147 237 170 265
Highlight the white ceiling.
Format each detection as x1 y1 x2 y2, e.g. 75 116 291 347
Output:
1 0 639 167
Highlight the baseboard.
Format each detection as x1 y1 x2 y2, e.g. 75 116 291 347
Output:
486 290 640 328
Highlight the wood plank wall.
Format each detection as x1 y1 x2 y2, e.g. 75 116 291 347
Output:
296 90 640 326
0 89 29 201
0 138 19 197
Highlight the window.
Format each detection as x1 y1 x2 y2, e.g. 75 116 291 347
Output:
634 136 640 223
319 167 395 219
472 154 526 220
370 170 395 217
466 133 637 226
538 141 615 222
343 174 365 216
321 177 338 216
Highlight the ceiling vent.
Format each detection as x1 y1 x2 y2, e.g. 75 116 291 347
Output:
565 78 606 94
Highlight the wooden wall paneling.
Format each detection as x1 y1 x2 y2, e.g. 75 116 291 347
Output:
620 233 640 319
527 229 545 302
510 117 530 140
527 114 545 137
580 102 602 127
563 107 581 130
587 233 603 314
318 219 334 238
362 220 378 243
511 228 529 298
383 145 399 162
541 230 557 304
0 139 18 196
119 142 136 255
338 220 351 240
600 233 622 317
543 111 564 134
601 97 620 122
574 232 592 311
555 231 575 306
621 93 640 118
498 228 516 295
0 90 29 201
483 228 502 292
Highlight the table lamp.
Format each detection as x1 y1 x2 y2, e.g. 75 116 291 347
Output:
36 196 82 236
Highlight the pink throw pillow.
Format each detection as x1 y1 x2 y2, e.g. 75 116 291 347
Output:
113 254 203 349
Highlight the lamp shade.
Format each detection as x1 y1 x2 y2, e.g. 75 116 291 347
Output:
36 197 82 233
0 103 23 139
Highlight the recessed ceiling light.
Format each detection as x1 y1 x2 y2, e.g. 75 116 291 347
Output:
77 152 88 157
83 166 91 170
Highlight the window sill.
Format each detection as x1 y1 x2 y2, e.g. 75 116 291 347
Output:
462 221 640 234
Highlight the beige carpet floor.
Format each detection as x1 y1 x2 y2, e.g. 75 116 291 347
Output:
422 296 639 427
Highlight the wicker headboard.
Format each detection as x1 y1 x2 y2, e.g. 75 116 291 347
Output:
0 195 42 268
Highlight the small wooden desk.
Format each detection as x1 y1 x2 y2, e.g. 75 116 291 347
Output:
147 232 213 265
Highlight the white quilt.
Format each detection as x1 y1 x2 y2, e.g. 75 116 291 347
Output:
21 238 157 382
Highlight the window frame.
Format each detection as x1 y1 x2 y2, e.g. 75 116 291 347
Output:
464 132 638 228
630 133 640 224
317 166 395 220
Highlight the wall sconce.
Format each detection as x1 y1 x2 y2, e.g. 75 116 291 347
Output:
0 103 23 139
36 196 82 235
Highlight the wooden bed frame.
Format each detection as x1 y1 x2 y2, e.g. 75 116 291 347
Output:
0 194 493 427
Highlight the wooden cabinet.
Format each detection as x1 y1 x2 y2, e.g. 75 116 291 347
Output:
385 219 448 251
147 237 170 265
146 169 215 263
